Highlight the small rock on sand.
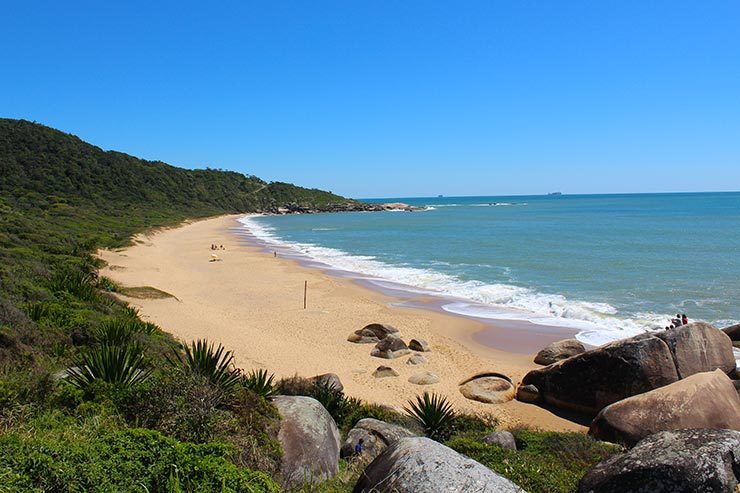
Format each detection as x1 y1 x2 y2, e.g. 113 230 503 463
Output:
373 366 399 378
408 371 440 385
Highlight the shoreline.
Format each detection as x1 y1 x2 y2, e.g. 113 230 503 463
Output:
100 214 586 431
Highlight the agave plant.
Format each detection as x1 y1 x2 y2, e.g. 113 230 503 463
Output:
171 339 242 391
66 342 152 389
404 392 456 441
94 318 159 344
243 368 276 398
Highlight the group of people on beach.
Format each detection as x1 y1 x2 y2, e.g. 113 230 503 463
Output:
210 244 224 250
665 313 689 330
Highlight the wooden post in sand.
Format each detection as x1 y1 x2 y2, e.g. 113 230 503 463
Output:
303 281 307 309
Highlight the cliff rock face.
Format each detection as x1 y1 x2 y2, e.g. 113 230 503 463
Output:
273 396 340 489
655 322 736 378
589 369 740 446
353 437 525 493
579 429 740 493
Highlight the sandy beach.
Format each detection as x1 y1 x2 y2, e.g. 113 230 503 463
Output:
99 214 585 431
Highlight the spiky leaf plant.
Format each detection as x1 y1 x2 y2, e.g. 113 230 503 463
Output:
66 343 152 389
404 392 456 442
243 369 276 398
171 339 242 391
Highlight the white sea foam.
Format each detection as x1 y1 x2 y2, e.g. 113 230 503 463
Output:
424 202 525 208
237 215 726 348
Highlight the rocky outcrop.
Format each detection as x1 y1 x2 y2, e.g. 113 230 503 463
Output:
408 339 430 352
522 334 679 415
348 323 399 344
482 431 517 451
372 366 399 378
408 371 440 385
340 418 416 459
589 369 740 446
516 384 541 403
655 322 736 378
353 437 525 493
310 372 343 391
406 354 427 365
534 339 586 365
459 374 515 404
723 323 740 341
578 429 740 493
273 396 341 489
371 335 410 359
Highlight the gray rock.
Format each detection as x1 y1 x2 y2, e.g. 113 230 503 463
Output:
656 322 736 378
408 338 430 352
340 418 416 459
406 354 427 365
348 323 400 344
372 366 399 378
522 333 679 415
408 371 440 385
516 384 541 404
723 323 740 341
310 372 344 391
353 437 525 492
534 338 586 365
482 431 517 451
589 369 740 446
273 395 341 489
578 429 740 493
371 335 410 359
459 375 515 404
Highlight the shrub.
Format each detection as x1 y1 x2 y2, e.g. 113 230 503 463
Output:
243 369 276 399
171 339 241 391
277 375 360 428
66 342 152 389
404 392 456 442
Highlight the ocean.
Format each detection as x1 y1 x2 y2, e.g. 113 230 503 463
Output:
238 192 740 348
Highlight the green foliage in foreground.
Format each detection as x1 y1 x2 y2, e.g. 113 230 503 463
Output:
171 339 242 391
446 428 623 493
404 391 456 442
0 411 279 493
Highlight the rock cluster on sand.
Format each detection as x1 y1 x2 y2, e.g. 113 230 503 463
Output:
533 338 586 365
353 437 525 493
589 369 740 446
578 429 740 493
273 396 341 489
348 323 399 344
371 335 411 359
459 374 515 404
522 323 736 415
340 418 416 459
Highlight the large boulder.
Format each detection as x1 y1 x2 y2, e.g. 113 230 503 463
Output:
459 374 515 404
348 323 399 344
656 322 736 378
522 334 679 415
340 418 416 459
534 338 586 365
353 437 525 493
273 396 341 489
589 369 740 446
578 429 740 493
722 323 740 341
371 335 410 359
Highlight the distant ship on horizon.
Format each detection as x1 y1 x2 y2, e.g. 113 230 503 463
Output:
548 192 563 196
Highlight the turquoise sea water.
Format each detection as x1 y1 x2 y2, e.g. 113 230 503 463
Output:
240 192 740 346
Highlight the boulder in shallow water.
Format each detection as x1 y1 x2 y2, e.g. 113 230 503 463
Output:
482 431 517 451
371 335 410 359
534 339 586 365
340 418 416 459
408 338 430 352
273 395 340 489
589 369 740 446
578 429 740 493
408 371 440 385
522 333 679 415
459 374 515 404
655 322 736 378
353 437 525 493
372 366 399 378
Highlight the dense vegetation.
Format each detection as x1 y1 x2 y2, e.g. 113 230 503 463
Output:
0 119 620 491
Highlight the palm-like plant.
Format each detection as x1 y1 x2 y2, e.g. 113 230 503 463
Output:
243 368 276 398
66 343 152 389
171 339 242 391
404 392 456 441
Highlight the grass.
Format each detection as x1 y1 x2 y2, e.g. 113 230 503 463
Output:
119 285 177 299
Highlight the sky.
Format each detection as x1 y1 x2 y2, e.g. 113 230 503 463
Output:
2 1 739 198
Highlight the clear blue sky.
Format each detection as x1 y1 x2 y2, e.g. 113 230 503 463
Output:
2 1 739 198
